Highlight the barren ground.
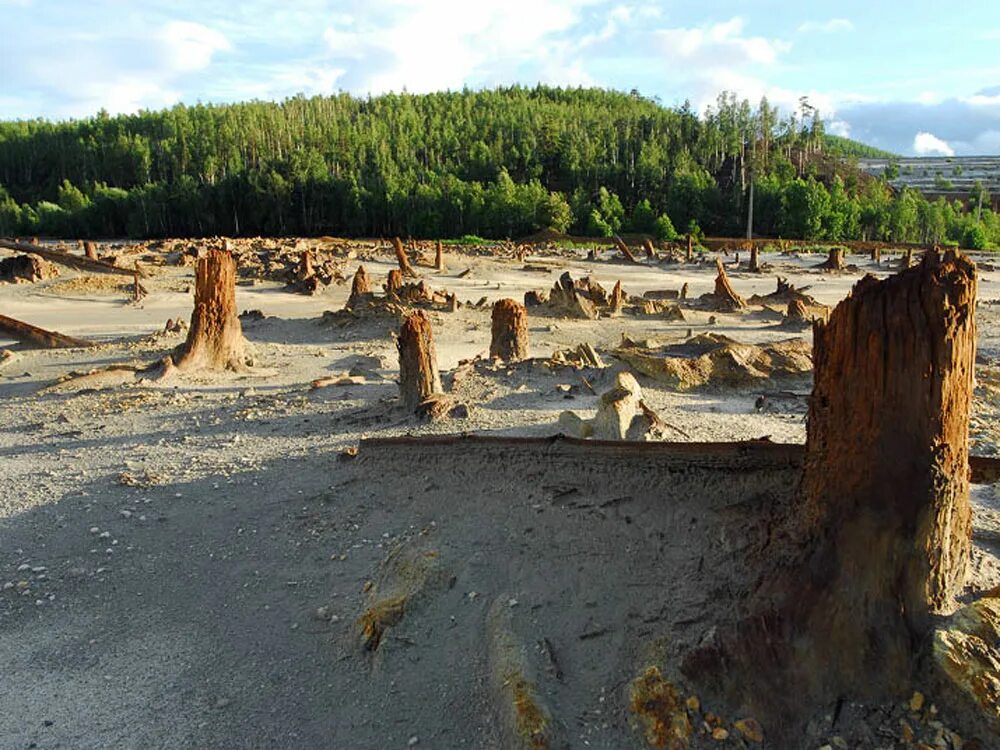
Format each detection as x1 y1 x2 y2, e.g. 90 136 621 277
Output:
1 242 999 749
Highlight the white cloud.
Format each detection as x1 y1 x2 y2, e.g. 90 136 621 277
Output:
913 131 955 156
655 17 788 67
797 18 854 34
159 21 231 73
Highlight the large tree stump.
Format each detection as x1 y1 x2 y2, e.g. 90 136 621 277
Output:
785 298 808 322
397 311 443 410
685 249 977 730
747 245 762 272
392 236 418 277
871 246 881 264
816 246 846 270
643 238 657 260
346 265 373 309
710 258 745 310
84 241 97 260
172 249 250 371
609 280 625 315
490 299 529 362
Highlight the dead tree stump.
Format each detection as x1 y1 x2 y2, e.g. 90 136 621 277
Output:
609 280 625 315
346 265 373 309
747 245 762 272
613 236 641 264
871 246 881 264
785 298 808 322
397 311 443 410
686 234 693 262
711 258 745 310
816 246 846 270
489 299 529 362
902 247 914 269
385 269 404 300
434 241 445 272
643 238 657 260
84 241 97 260
686 248 978 728
172 249 250 371
392 236 418 277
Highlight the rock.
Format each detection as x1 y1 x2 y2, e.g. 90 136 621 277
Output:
733 717 763 743
557 411 592 439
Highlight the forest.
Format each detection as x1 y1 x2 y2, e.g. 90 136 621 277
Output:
0 85 996 248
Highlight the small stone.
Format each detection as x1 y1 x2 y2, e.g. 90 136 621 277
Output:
315 606 330 621
408 737 419 746
99 531 111 539
734 717 763 743
686 695 700 712
711 727 729 740
910 690 925 712
901 721 915 742
16 564 30 572
214 698 231 709
830 737 847 750
89 527 100 534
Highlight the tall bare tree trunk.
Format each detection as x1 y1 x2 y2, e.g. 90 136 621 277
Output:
397 311 443 410
172 249 249 371
490 299 529 362
434 241 445 272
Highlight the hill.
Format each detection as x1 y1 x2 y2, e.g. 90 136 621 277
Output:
0 86 995 247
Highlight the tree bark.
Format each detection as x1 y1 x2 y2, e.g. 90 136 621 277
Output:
686 234 693 262
392 236 418 277
434 241 445 272
609 280 625 314
397 311 443 410
172 249 249 371
346 265 373 309
490 299 529 362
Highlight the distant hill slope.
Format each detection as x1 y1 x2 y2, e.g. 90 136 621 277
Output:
857 156 1000 205
822 134 898 160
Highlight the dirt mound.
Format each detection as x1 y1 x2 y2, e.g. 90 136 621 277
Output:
614 333 812 390
0 253 60 284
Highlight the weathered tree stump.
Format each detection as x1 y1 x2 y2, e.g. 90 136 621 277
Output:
392 236 418 277
679 282 688 301
84 241 97 260
346 265 373 309
172 249 250 371
686 234 693 262
901 247 914 269
385 269 404 300
710 258 745 310
643 238 657 260
785 298 808 322
613 236 641 265
609 280 625 315
686 248 978 730
397 311 443 410
434 241 445 272
747 245 762 272
490 299 529 362
816 246 846 270
298 250 314 279
871 246 881 264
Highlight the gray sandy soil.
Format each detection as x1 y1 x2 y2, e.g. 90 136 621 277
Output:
2 243 999 748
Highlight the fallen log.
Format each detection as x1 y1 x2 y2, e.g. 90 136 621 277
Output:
0 313 94 349
392 236 418 278
612 236 641 265
0 238 137 277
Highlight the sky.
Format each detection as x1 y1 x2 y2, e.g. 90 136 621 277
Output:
1 0 999 156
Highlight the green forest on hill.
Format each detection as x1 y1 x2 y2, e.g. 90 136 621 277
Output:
0 86 996 248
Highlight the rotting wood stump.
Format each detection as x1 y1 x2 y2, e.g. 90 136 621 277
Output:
346 265 373 309
643 238 657 260
871 246 881 264
684 248 978 732
710 258 745 310
816 246 846 271
397 310 443 410
747 245 762 272
785 298 808 322
170 249 250 371
609 280 625 315
490 299 529 362
434 241 445 272
613 236 641 265
84 241 97 260
385 269 404 300
392 236 418 277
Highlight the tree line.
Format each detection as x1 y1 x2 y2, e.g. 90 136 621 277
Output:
0 86 995 248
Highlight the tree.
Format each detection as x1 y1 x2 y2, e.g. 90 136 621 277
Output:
652 213 677 241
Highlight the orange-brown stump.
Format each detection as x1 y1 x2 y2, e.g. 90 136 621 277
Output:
172 249 250 371
613 236 640 265
785 298 808 322
747 244 762 272
392 236 418 277
397 311 443 410
643 238 657 260
84 241 97 260
686 234 693 262
385 269 403 300
687 249 977 728
816 246 845 270
609 280 625 315
871 246 881 264
434 241 446 272
346 265 373 308
489 299 529 362
712 258 745 310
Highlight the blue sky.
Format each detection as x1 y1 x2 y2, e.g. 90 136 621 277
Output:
1 0 999 156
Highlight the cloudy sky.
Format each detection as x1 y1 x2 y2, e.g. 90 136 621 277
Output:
1 0 999 156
